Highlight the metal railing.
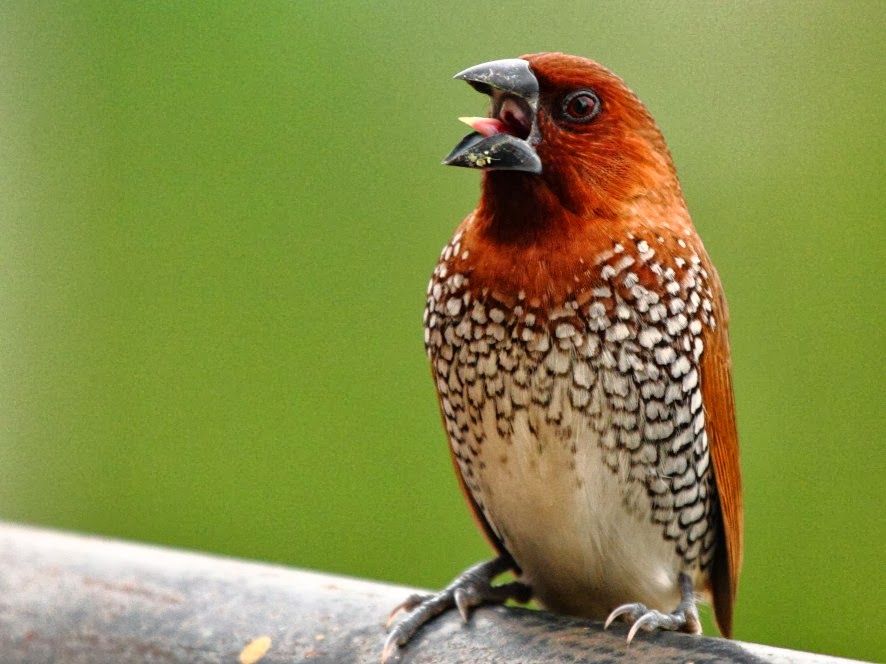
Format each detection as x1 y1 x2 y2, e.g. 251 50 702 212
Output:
0 522 862 663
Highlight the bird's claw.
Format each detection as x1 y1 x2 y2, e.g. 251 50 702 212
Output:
603 573 701 644
385 593 431 627
604 601 648 630
382 556 531 662
453 586 473 622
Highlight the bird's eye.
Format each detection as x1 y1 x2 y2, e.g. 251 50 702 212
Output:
561 90 601 123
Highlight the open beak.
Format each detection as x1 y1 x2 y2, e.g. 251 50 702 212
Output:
442 58 542 174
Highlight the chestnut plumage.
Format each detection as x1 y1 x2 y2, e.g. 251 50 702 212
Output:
385 52 743 661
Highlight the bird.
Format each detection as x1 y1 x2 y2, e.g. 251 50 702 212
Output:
384 53 743 661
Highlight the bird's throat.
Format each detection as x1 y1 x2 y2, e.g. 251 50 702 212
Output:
477 171 578 245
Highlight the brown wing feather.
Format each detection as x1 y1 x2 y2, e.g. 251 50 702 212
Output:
699 266 744 637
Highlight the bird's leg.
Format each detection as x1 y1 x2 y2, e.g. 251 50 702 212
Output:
604 572 702 644
382 554 532 662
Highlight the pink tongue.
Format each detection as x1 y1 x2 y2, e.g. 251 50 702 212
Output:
459 116 509 137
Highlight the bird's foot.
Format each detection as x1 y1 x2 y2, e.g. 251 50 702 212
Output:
603 572 701 644
382 555 531 662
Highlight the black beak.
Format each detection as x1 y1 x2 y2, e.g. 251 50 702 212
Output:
442 58 542 175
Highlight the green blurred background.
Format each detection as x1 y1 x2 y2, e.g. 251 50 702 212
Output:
1 2 883 661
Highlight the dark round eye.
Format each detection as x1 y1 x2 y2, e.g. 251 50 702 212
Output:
561 90 601 123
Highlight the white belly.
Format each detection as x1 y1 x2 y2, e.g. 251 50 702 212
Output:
474 399 688 617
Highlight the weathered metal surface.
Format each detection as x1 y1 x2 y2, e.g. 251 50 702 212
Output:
0 522 862 663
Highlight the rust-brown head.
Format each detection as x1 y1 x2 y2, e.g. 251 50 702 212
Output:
445 53 686 228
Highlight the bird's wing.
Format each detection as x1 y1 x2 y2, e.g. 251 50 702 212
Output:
700 264 743 637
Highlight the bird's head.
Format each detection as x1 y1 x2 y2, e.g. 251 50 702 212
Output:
445 53 684 230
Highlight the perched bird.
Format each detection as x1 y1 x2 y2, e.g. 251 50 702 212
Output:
384 53 743 661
